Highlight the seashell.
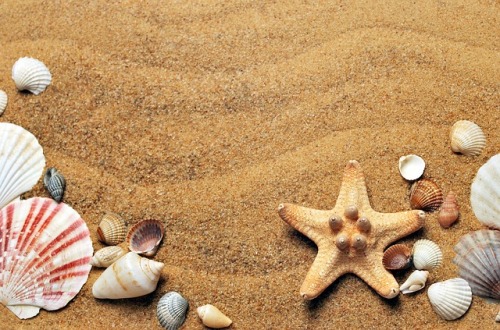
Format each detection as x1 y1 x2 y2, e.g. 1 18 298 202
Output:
412 239 443 270
0 123 45 209
450 120 486 156
0 89 7 115
427 278 472 321
496 310 500 322
438 191 459 228
382 244 412 270
97 212 128 245
197 304 232 329
398 154 425 181
400 270 429 294
409 179 443 211
90 246 127 268
0 197 93 319
43 167 66 202
92 252 164 299
12 57 52 95
157 291 189 330
470 154 500 230
453 229 500 300
127 219 165 257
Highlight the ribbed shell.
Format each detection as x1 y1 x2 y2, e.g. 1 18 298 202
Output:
453 230 500 300
126 219 164 257
44 167 66 203
450 120 486 156
427 278 472 321
438 191 459 228
197 304 233 328
382 244 412 270
398 154 426 181
157 292 189 330
12 57 52 95
409 179 443 211
0 197 93 319
0 90 7 115
97 212 127 245
400 270 429 294
470 154 500 230
412 239 443 270
90 246 127 268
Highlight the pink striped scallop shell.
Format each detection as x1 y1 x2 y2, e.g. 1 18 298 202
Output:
126 219 165 257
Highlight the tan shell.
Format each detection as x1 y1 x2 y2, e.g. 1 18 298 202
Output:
450 120 486 156
126 219 165 257
438 191 459 228
97 212 128 245
197 304 232 329
90 246 127 268
382 244 412 270
409 179 443 211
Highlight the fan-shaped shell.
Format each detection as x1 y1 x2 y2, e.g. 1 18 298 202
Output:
427 278 472 321
12 57 52 95
409 179 443 211
126 219 165 257
453 230 500 300
0 90 7 115
97 212 127 245
0 197 93 319
438 191 459 228
197 304 232 329
0 123 45 209
157 292 189 330
412 239 443 270
44 167 66 203
450 120 486 156
382 244 412 270
398 154 425 181
400 270 429 294
90 246 127 268
470 154 500 230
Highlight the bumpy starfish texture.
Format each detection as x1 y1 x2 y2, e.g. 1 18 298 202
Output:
278 160 425 300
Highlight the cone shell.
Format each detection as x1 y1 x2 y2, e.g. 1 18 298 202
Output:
0 123 45 209
0 90 7 115
127 219 165 257
197 304 232 329
157 292 189 330
382 244 412 270
400 270 429 294
450 120 486 156
409 179 443 211
427 278 472 321
438 191 459 228
97 212 128 245
398 154 426 181
412 239 443 270
453 230 500 300
90 246 127 268
12 57 52 95
0 197 93 319
92 252 164 299
44 167 66 203
470 154 500 230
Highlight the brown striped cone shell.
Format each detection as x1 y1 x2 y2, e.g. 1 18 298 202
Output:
382 244 412 270
197 304 232 329
97 212 128 245
450 120 486 156
409 179 443 211
126 219 165 257
438 191 459 228
90 246 127 268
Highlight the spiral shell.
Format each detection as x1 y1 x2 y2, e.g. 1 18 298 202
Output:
157 292 189 330
400 270 429 294
197 304 232 329
450 120 486 156
438 191 459 228
382 244 412 270
12 57 52 95
470 154 500 230
412 239 443 270
127 219 165 257
398 154 425 181
97 212 128 245
90 246 127 268
0 90 7 115
409 179 443 211
44 167 66 202
427 278 472 321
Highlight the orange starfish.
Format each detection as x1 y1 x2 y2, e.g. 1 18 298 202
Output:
278 160 425 299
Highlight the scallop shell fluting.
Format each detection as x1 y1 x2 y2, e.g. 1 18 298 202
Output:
197 304 233 328
470 154 500 230
409 179 443 212
126 219 165 257
97 212 127 245
450 120 486 156
382 244 412 270
412 239 443 270
0 90 7 115
12 57 52 95
157 291 189 330
90 246 127 268
44 167 66 203
427 278 472 321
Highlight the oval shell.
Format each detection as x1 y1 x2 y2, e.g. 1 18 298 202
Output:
412 239 443 270
12 57 52 95
157 292 189 330
127 219 165 257
470 154 500 230
97 212 128 245
0 197 93 319
427 278 472 321
382 244 412 270
409 179 443 211
400 270 429 294
450 120 486 156
197 304 232 329
90 246 127 268
398 154 425 181
438 191 459 228
44 167 66 202
0 90 7 115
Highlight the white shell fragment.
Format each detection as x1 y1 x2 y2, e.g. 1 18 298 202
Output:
90 246 127 268
400 270 429 294
157 292 189 330
12 57 52 95
427 278 472 321
398 154 426 181
470 154 500 230
197 304 232 328
0 90 7 115
450 120 486 156
412 239 443 270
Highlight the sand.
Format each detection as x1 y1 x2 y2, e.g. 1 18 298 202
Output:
0 0 499 329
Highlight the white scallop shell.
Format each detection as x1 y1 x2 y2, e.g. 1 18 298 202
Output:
427 278 472 321
92 252 164 299
450 120 486 156
197 304 232 329
0 90 7 115
0 123 45 209
0 197 93 319
157 292 189 330
412 239 443 270
400 270 429 294
12 57 52 95
398 154 425 181
90 246 127 268
470 154 500 230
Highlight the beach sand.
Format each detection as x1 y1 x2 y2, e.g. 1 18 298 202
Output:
0 0 499 328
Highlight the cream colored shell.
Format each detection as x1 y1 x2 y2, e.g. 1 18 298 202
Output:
412 239 443 270
427 278 472 321
400 270 429 294
470 154 500 230
12 57 52 95
450 120 486 156
90 246 127 268
197 304 232 328
97 212 128 245
0 90 7 115
398 154 425 181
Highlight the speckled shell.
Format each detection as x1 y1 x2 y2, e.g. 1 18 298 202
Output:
97 212 128 245
90 246 127 268
197 304 232 329
382 244 412 270
400 270 429 294
438 191 459 228
453 230 500 300
12 57 52 95
0 90 7 115
450 120 486 156
157 292 189 330
427 278 472 321
0 197 93 319
470 154 500 230
409 179 443 212
126 219 164 257
412 239 443 270
43 167 66 203
398 154 425 181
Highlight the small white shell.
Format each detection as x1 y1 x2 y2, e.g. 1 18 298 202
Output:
427 278 472 321
450 120 486 156
157 292 189 330
197 304 232 328
412 239 443 270
398 154 425 181
400 270 429 294
470 154 500 230
12 57 52 95
90 246 127 268
496 310 500 322
0 90 7 115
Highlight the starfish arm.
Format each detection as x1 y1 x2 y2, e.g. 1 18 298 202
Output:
278 203 331 244
352 260 399 298
335 160 372 210
372 210 425 247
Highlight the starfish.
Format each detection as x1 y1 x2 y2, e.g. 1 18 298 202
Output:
278 160 425 300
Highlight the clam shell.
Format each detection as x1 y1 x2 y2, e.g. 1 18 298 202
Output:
0 123 45 209
12 57 52 95
470 154 500 230
92 252 164 299
126 219 165 257
0 90 7 115
427 278 472 321
97 212 128 245
0 197 93 319
400 270 429 294
412 239 443 270
44 167 66 202
90 246 127 268
197 304 232 329
438 191 459 228
157 292 189 330
450 120 486 156
409 179 443 211
453 229 500 300
398 154 425 181
382 244 412 270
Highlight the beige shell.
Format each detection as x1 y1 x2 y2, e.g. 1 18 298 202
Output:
412 239 443 270
398 154 425 181
470 154 500 230
90 246 127 268
97 212 128 245
382 244 412 270
427 278 472 321
0 90 7 115
197 304 232 328
400 270 429 294
126 219 164 257
409 179 443 211
450 120 486 156
438 191 459 228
